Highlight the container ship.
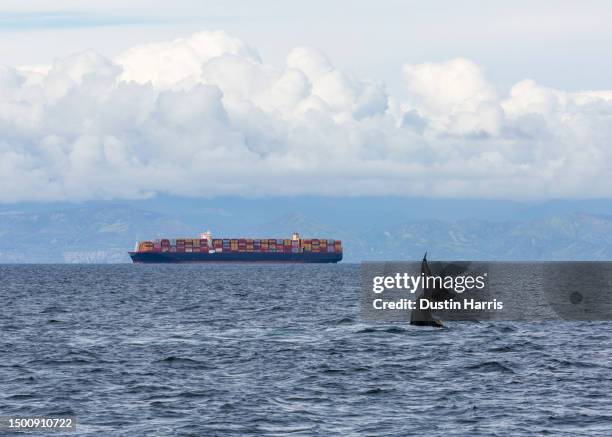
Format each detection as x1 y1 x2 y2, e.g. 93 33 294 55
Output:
129 232 342 263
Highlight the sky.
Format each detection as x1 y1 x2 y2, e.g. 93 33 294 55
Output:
2 1 612 202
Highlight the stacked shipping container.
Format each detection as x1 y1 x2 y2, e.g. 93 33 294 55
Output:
136 236 342 254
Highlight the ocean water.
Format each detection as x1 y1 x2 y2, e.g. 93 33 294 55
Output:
1 264 612 436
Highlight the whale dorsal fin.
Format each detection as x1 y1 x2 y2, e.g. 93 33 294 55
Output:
421 252 432 277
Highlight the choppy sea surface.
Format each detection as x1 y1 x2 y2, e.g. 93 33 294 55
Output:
1 264 612 436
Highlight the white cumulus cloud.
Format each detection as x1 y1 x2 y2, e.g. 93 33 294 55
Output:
1 30 612 202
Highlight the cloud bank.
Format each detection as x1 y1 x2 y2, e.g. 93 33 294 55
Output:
2 30 612 202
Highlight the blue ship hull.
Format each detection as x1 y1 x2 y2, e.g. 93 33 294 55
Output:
129 251 342 263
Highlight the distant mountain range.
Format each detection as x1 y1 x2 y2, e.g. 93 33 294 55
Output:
0 206 192 263
2 197 612 262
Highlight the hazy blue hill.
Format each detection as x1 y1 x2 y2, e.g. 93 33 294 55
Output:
364 213 612 261
2 197 612 262
0 206 195 263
